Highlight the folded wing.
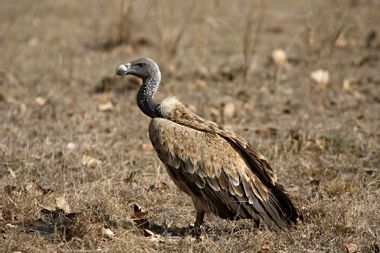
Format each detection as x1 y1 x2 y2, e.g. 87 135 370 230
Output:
149 117 298 228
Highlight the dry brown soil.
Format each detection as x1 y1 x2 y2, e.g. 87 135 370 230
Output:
1 1 379 252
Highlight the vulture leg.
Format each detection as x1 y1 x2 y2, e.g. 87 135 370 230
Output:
192 211 205 237
195 210 205 228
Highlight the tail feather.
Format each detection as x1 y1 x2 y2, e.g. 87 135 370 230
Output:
271 183 300 227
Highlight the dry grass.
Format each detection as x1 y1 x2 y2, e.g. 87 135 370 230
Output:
1 0 379 252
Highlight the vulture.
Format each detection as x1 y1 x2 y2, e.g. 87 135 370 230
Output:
116 58 300 233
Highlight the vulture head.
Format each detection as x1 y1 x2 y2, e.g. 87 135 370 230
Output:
116 58 160 81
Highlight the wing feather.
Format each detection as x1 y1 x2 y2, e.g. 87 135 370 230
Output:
217 172 230 191
206 177 221 191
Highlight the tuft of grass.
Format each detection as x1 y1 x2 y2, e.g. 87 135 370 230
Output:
152 1 197 73
323 131 357 155
242 0 265 81
93 0 135 51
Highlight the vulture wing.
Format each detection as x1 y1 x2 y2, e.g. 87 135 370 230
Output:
149 116 298 229
164 101 278 186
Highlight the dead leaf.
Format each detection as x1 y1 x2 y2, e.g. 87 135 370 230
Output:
55 196 71 213
131 203 149 221
5 223 17 229
345 243 358 253
8 168 16 179
315 138 326 150
129 203 149 230
102 227 115 239
81 155 101 167
97 101 113 112
23 181 42 195
149 181 167 191
223 102 235 120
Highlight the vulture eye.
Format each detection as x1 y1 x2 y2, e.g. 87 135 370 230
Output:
136 63 144 67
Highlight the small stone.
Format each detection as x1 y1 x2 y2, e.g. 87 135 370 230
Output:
310 69 329 90
144 229 154 237
28 37 39 47
35 97 47 106
272 49 287 66
5 223 17 229
342 79 351 91
97 101 113 112
67 142 76 150
310 69 329 85
223 102 235 120
142 143 153 151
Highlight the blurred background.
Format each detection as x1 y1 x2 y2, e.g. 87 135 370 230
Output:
0 0 379 252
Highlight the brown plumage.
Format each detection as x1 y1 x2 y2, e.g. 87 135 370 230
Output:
116 58 300 232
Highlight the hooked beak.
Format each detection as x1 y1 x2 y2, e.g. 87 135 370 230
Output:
116 63 131 76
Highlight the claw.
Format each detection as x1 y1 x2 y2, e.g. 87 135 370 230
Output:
191 225 202 238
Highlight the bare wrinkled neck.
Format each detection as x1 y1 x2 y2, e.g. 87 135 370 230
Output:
136 70 161 118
